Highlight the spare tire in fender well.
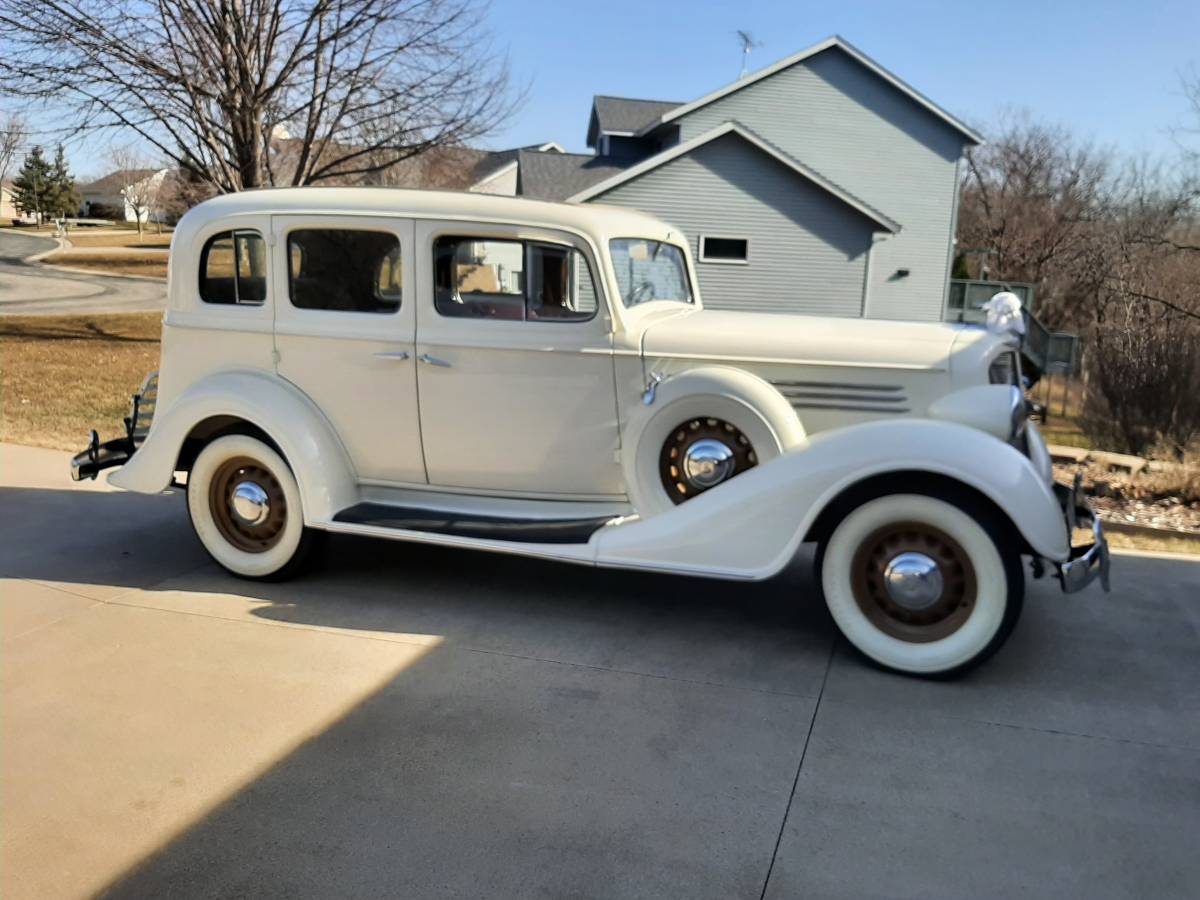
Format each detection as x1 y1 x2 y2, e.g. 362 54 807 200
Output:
620 365 806 517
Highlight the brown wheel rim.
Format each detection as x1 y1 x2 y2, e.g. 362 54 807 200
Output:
208 456 288 554
659 417 757 504
850 521 977 643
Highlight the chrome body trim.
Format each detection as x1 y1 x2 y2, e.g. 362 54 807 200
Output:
768 380 904 392
768 378 911 415
785 401 912 414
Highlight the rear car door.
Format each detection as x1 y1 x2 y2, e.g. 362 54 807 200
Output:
271 215 426 485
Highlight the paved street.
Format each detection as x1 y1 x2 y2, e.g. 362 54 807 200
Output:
0 230 166 315
2 442 1198 899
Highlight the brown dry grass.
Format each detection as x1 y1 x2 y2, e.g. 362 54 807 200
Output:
64 231 172 249
45 252 168 279
0 313 161 450
1106 529 1200 556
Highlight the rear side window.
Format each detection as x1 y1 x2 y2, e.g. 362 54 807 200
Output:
200 230 266 305
433 236 597 322
288 229 401 314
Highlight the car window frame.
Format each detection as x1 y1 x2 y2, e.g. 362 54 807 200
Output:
199 227 268 306
431 232 602 326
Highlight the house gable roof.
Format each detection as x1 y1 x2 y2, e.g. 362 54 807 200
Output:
516 150 628 202
80 168 164 195
469 142 566 192
567 121 901 233
637 35 983 146
586 96 682 147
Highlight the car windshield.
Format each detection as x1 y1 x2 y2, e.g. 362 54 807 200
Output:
609 239 693 307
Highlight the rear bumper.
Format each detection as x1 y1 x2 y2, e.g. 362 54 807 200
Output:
1053 474 1111 593
70 431 135 481
68 371 158 482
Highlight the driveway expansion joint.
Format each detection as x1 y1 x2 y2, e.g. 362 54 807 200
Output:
758 633 837 900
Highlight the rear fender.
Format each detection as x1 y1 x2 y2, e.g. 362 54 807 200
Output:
108 369 357 523
593 418 1068 579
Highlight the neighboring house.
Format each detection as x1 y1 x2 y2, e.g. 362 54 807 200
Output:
79 168 170 222
0 181 19 220
461 35 982 322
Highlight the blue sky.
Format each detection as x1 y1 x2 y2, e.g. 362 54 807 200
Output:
32 0 1200 176
485 0 1198 157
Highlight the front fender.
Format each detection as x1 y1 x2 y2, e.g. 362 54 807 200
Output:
593 418 1068 580
108 369 357 524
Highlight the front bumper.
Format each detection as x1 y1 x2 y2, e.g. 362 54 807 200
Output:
1053 474 1111 593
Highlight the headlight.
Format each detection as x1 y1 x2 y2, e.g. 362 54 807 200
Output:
929 384 1027 442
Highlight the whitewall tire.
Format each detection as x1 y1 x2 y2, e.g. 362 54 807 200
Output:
820 493 1023 676
187 434 321 580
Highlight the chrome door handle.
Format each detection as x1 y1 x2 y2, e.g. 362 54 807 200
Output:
373 350 410 360
418 353 451 368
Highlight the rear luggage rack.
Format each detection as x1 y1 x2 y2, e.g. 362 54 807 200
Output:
70 372 158 481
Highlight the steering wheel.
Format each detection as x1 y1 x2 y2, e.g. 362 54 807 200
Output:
629 281 656 304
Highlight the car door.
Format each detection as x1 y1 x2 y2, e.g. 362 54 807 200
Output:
413 220 622 496
271 214 426 485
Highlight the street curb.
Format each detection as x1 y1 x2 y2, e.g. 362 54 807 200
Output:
23 237 65 262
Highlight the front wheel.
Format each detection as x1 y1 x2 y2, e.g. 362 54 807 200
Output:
819 493 1023 677
186 434 323 581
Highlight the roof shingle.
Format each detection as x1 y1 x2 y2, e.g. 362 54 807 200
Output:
516 150 628 202
587 96 681 146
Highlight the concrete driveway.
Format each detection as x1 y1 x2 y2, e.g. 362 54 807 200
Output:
2 442 1198 899
0 230 166 315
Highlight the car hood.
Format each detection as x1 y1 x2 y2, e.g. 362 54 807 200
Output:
640 308 967 371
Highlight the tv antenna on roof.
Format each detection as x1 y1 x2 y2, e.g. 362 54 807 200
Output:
736 30 763 79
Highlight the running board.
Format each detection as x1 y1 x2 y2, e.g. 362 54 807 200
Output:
331 502 614 544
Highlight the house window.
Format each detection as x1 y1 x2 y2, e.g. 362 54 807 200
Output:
433 236 597 322
699 236 749 264
200 230 267 305
287 229 401 314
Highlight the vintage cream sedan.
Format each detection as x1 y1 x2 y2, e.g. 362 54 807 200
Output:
71 188 1108 676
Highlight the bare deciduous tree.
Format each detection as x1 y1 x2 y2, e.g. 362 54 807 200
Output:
0 111 24 188
0 0 515 193
959 106 1200 456
957 113 1111 329
106 144 163 235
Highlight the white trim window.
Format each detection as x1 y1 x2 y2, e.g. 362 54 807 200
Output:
699 235 750 265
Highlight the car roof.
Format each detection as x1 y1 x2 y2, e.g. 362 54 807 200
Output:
178 186 678 243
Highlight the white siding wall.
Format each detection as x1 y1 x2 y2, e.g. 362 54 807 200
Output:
470 164 518 196
593 133 875 316
673 47 966 322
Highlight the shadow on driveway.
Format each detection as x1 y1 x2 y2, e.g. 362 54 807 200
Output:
4 479 1200 899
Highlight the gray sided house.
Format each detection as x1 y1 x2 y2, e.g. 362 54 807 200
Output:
464 36 982 322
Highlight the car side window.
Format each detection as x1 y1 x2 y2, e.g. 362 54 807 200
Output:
200 230 266 305
287 228 401 314
434 236 597 322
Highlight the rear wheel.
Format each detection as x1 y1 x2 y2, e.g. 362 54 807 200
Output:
186 434 323 581
819 493 1023 676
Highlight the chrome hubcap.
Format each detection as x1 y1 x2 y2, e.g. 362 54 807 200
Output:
230 480 271 526
681 438 736 489
882 552 944 611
